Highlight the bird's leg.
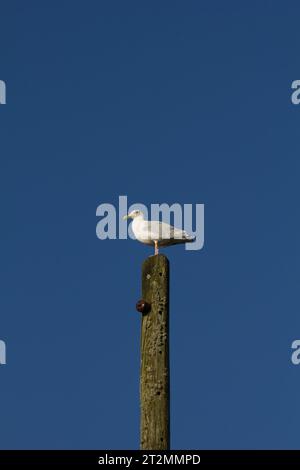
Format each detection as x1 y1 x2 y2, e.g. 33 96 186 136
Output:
154 240 159 255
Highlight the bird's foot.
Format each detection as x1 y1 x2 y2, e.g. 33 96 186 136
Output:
154 240 159 255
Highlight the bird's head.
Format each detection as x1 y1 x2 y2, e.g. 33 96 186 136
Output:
123 210 143 220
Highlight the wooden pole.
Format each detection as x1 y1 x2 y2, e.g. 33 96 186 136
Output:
140 254 170 450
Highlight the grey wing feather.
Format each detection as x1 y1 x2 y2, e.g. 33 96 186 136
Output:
146 221 193 241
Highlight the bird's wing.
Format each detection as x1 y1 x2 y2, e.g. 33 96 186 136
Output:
144 221 190 240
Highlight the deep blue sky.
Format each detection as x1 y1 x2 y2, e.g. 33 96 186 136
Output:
0 1 300 450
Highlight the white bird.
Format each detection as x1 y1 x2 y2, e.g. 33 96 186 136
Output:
123 210 195 255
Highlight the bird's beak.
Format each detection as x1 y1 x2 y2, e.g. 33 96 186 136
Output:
123 214 130 220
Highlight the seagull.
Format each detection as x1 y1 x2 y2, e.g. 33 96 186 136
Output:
123 210 195 255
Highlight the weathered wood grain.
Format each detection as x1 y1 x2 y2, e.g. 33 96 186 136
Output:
140 254 170 450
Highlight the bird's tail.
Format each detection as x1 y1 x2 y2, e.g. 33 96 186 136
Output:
183 232 196 243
